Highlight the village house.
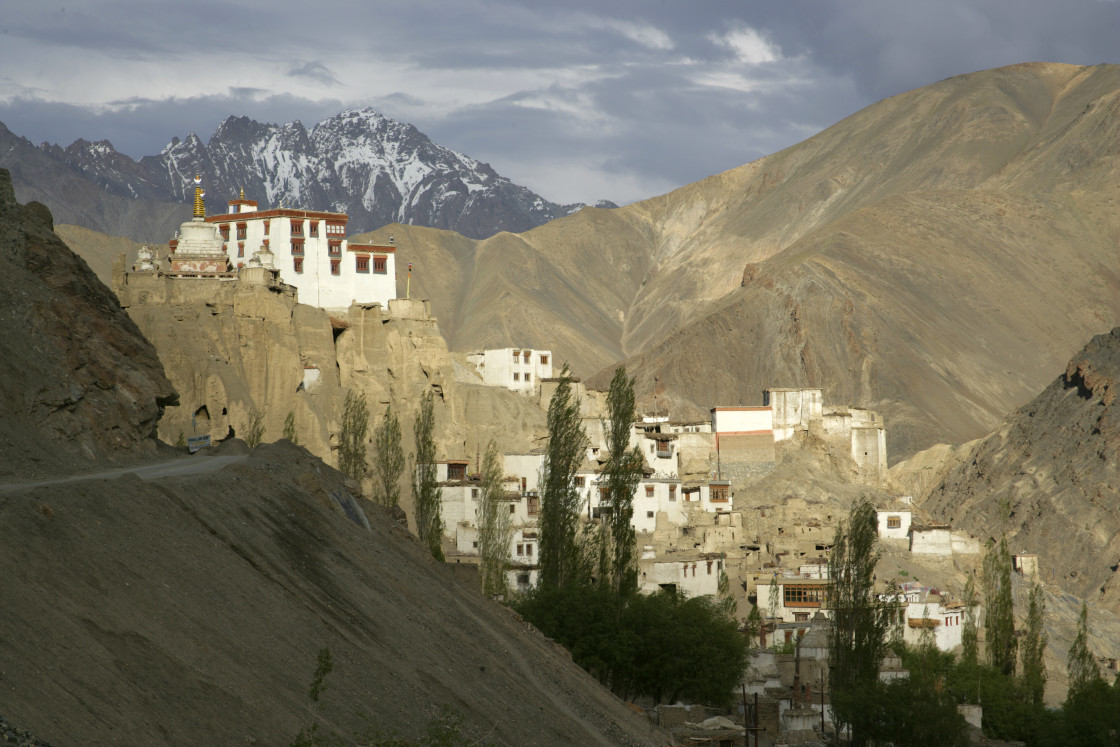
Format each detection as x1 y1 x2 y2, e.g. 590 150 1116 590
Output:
466 348 553 393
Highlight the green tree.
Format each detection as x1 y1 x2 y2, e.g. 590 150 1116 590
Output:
290 647 334 747
283 410 298 444
246 406 266 448
828 499 894 747
1020 581 1047 705
1067 601 1100 695
338 390 369 483
961 574 980 666
601 365 644 595
537 366 588 589
372 404 405 508
411 391 443 561
983 535 1017 676
477 441 512 597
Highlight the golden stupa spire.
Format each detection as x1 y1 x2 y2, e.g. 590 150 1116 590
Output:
239 187 245 199
192 175 205 219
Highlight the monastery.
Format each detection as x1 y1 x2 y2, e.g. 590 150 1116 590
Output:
135 176 397 314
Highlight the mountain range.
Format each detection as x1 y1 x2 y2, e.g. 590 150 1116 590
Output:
0 108 613 242
15 62 1120 462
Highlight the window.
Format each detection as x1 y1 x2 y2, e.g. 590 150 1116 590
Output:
290 219 303 236
328 242 341 256
540 355 548 365
263 220 270 236
293 257 303 273
794 612 810 622
291 240 304 256
887 515 901 529
645 485 654 497
373 255 387 273
219 225 230 240
355 256 369 273
527 496 539 515
516 544 524 556
330 259 340 275
574 476 585 487
309 222 319 238
783 583 826 608
237 242 244 258
525 373 531 382
523 352 530 363
472 541 478 549
447 463 466 480
236 223 247 240
647 511 654 519
710 484 730 502
669 485 677 501
512 351 519 363
471 488 479 499
509 504 515 514
513 372 520 382
526 543 533 557
707 561 713 575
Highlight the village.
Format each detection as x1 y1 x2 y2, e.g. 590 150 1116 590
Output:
120 181 1053 745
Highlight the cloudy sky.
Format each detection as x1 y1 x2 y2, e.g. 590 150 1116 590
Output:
2 1 1118 205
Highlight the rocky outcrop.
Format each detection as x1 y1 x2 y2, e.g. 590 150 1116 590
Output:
115 271 548 507
921 327 1120 615
0 168 176 478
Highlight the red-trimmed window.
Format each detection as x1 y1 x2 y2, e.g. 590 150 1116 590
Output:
309 222 319 238
328 241 342 256
373 255 387 273
540 354 549 365
291 240 304 256
293 257 303 273
645 485 654 497
290 219 303 236
330 259 340 275
355 255 369 273
219 225 230 240
263 220 270 236
236 222 247 240
237 242 244 258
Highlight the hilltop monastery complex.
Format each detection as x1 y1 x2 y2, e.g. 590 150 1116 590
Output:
121 180 998 662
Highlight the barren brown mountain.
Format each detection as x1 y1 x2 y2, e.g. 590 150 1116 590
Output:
59 63 1120 459
347 63 1120 460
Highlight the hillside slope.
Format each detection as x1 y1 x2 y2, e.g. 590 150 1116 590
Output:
0 444 663 746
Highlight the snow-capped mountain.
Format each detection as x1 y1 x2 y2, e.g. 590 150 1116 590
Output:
29 108 613 239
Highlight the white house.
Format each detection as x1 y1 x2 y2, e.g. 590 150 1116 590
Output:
755 576 832 624
877 507 913 540
466 348 553 392
203 192 396 311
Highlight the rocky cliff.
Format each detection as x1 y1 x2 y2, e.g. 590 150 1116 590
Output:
0 168 176 479
919 327 1120 616
114 269 549 515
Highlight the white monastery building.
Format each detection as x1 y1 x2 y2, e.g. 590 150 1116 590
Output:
166 180 397 313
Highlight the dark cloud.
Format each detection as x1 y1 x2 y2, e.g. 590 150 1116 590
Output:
1 0 1117 204
288 62 341 87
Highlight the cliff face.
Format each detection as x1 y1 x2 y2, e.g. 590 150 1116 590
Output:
922 327 1120 615
115 272 548 509
0 168 176 478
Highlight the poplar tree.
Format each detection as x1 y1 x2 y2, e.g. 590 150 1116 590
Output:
338 390 369 483
1020 581 1047 705
983 535 1017 676
1067 601 1099 695
961 574 980 666
537 366 588 589
828 499 893 747
602 365 643 595
372 404 405 508
478 441 512 597
411 391 443 561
